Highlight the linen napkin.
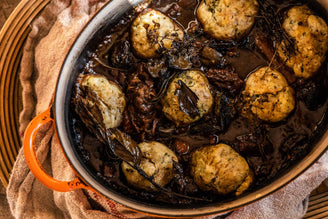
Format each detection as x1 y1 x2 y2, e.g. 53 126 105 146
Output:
6 0 328 218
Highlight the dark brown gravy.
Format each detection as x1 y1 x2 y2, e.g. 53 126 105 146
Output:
70 0 328 206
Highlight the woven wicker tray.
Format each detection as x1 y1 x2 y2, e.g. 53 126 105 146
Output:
0 0 50 188
0 0 327 218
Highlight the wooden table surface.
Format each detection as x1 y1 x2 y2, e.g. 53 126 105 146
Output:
1 0 327 218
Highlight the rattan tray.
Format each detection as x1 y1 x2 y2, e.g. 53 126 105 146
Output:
0 0 50 188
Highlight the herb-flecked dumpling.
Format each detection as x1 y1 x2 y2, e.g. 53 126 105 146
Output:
241 67 295 122
162 70 213 125
121 141 178 191
190 143 253 196
131 9 184 59
76 74 126 129
197 0 259 40
277 5 328 78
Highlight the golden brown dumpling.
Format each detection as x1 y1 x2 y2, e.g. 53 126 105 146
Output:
190 143 253 195
131 9 184 58
197 0 259 40
122 141 178 191
241 67 295 122
162 70 213 125
277 5 328 78
79 75 126 129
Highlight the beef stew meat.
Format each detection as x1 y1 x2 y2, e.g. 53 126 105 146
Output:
70 0 328 206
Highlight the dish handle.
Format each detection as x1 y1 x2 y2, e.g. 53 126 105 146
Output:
23 106 92 192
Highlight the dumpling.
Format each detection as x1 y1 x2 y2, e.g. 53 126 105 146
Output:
162 70 213 125
77 74 126 129
122 141 178 191
241 67 295 122
190 143 253 195
131 9 184 59
197 0 259 40
277 5 328 78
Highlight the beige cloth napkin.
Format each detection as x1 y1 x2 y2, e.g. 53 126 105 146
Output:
6 0 328 218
